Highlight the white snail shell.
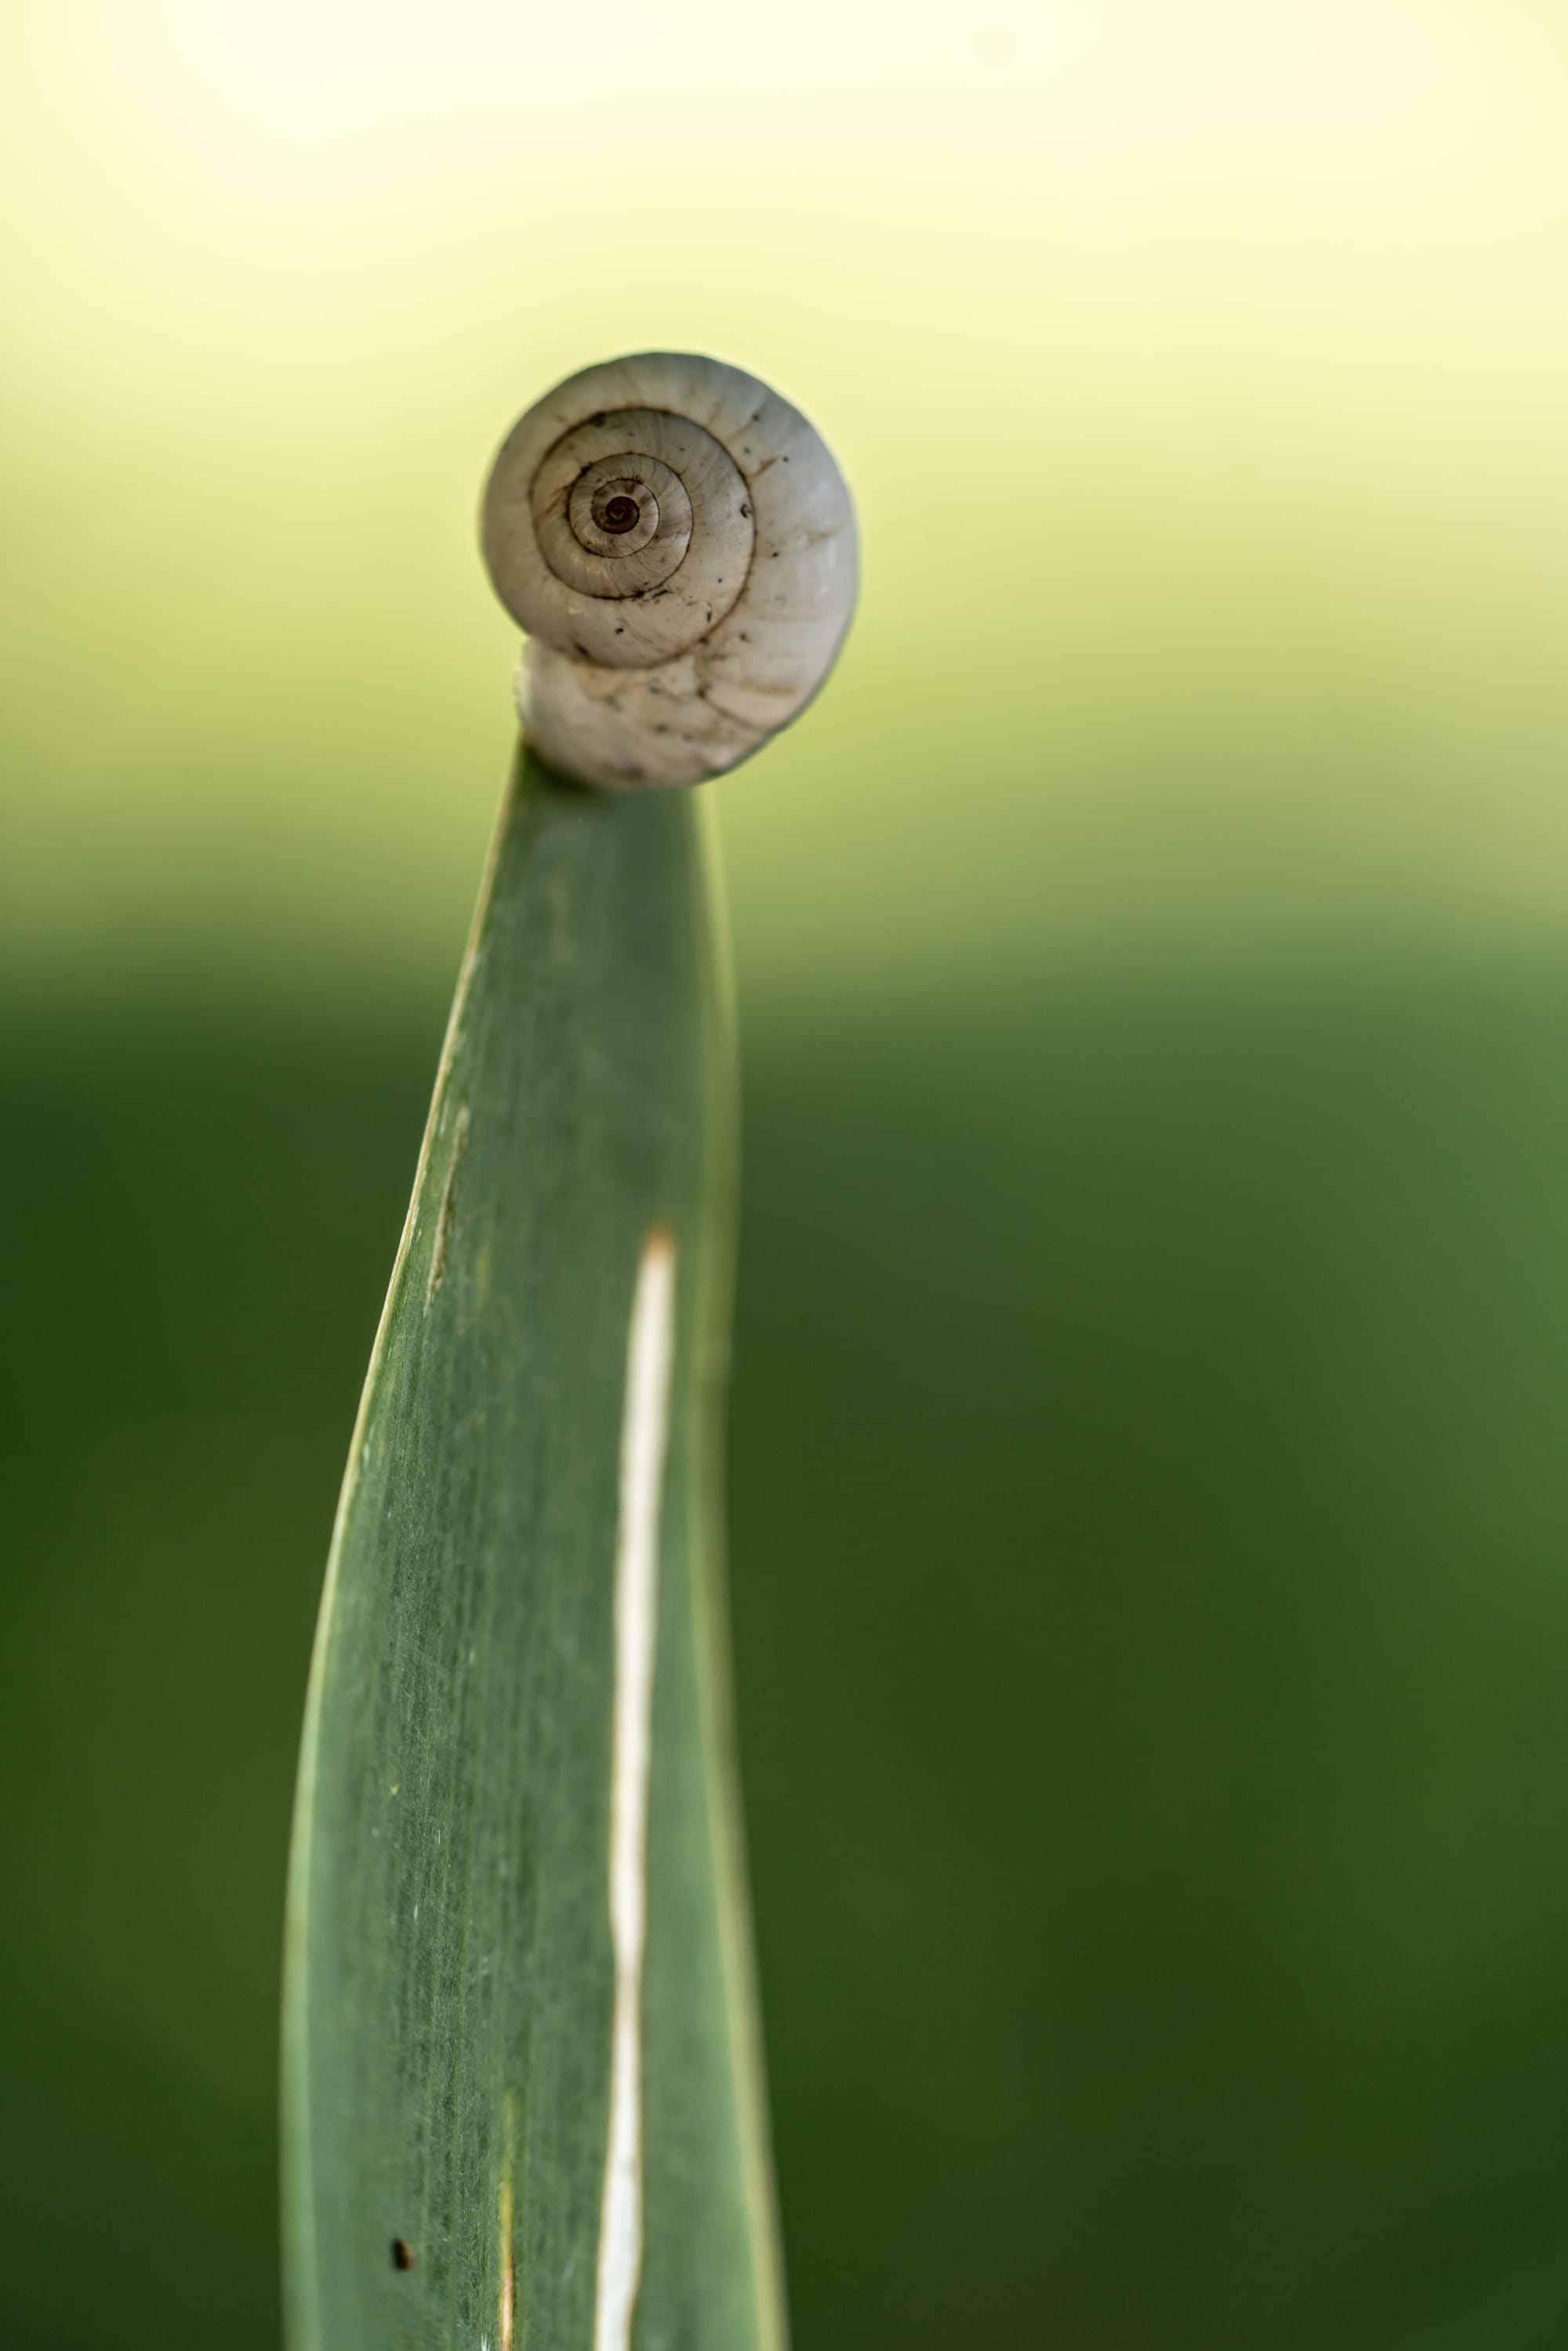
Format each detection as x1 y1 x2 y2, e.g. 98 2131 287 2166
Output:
480 353 857 790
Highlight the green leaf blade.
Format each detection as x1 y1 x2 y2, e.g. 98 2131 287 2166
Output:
283 750 782 2351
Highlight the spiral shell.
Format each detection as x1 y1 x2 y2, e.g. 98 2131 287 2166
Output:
481 353 857 790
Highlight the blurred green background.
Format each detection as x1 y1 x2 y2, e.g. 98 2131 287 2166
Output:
5 3 1568 2345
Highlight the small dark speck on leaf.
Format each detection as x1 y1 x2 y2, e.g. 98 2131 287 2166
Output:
615 625 625 634
739 503 751 519
391 2240 416 2272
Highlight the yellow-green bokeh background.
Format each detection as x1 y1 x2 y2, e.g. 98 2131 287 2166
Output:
6 4 1568 2345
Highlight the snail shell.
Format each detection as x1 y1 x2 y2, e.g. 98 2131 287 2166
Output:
481 353 857 790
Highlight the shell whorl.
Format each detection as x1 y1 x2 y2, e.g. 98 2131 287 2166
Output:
481 354 857 790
